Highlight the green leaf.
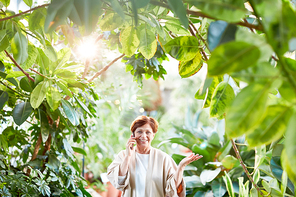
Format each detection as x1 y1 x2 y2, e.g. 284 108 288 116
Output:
226 82 270 138
44 0 74 33
56 81 72 97
23 0 32 7
109 0 125 19
46 154 60 170
12 102 33 126
167 0 188 28
221 155 239 169
61 99 79 126
99 12 124 31
74 97 92 116
210 82 235 118
130 0 138 26
246 105 292 147
208 41 261 76
20 44 38 70
254 145 266 170
0 91 9 110
253 169 260 184
236 28 273 63
138 27 157 59
54 69 76 79
164 36 199 61
39 109 50 143
120 26 140 57
20 77 33 92
11 32 28 64
63 138 74 159
179 53 203 78
44 42 57 62
192 144 211 161
208 21 237 51
46 86 61 111
165 21 190 35
72 146 87 155
30 80 48 109
211 180 227 197
223 171 235 197
284 111 296 184
0 0 9 7
54 48 71 71
29 8 47 31
134 0 150 8
72 0 103 35
0 29 9 52
217 140 232 161
186 0 247 23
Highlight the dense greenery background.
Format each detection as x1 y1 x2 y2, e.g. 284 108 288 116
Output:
0 0 296 196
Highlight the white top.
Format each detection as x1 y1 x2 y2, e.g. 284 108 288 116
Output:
118 152 150 197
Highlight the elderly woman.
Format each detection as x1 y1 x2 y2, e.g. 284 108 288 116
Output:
107 116 202 197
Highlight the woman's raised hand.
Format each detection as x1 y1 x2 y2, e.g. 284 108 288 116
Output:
126 134 136 157
179 153 203 168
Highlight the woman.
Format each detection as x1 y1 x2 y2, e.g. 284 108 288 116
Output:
107 116 203 197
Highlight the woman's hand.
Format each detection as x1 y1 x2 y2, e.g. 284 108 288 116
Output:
126 134 136 157
179 153 203 168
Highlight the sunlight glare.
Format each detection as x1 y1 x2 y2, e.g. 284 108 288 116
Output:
77 36 99 60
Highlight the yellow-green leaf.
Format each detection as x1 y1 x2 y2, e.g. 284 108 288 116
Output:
46 86 61 111
246 105 292 147
11 32 28 64
120 26 140 57
30 81 48 109
138 27 157 59
99 12 124 31
179 53 203 78
226 82 270 138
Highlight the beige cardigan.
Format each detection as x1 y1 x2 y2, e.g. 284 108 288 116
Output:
107 147 186 197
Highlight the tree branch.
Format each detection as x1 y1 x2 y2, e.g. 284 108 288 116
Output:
0 80 28 97
189 21 210 52
31 133 42 161
188 24 208 61
88 54 125 82
29 68 48 79
4 50 35 82
231 139 264 196
0 4 50 22
150 0 263 31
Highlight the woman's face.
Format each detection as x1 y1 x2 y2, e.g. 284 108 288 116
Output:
134 123 155 149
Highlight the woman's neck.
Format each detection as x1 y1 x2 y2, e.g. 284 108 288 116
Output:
136 146 151 154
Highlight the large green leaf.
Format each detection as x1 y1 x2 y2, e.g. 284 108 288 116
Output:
164 36 199 61
0 91 9 110
221 155 239 169
284 111 296 184
282 149 296 185
134 0 150 8
46 86 61 111
61 99 79 126
11 32 28 64
72 0 103 35
210 82 235 118
44 42 57 62
39 109 50 143
208 41 261 76
167 0 188 28
109 0 125 19
185 0 247 23
0 0 9 7
0 61 4 72
44 0 74 33
30 80 48 109
120 26 140 57
246 105 292 147
74 97 92 116
211 180 227 197
179 53 203 78
235 28 273 63
20 77 33 92
12 102 33 126
20 44 38 70
72 146 87 156
0 29 9 52
226 82 270 138
138 27 157 59
99 12 124 31
165 20 190 35
208 21 237 51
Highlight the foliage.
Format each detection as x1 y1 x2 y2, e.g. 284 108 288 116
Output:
0 0 296 196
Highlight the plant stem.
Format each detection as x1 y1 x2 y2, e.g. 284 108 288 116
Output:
4 50 35 82
189 21 211 52
29 68 48 79
0 80 28 97
88 54 125 82
231 139 264 196
0 4 50 22
188 25 208 61
150 0 263 31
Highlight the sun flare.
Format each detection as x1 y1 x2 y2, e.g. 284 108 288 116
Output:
76 36 99 60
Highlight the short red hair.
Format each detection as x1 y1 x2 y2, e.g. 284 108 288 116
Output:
130 116 158 134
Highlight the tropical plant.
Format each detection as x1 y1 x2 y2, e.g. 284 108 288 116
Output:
1 0 296 196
